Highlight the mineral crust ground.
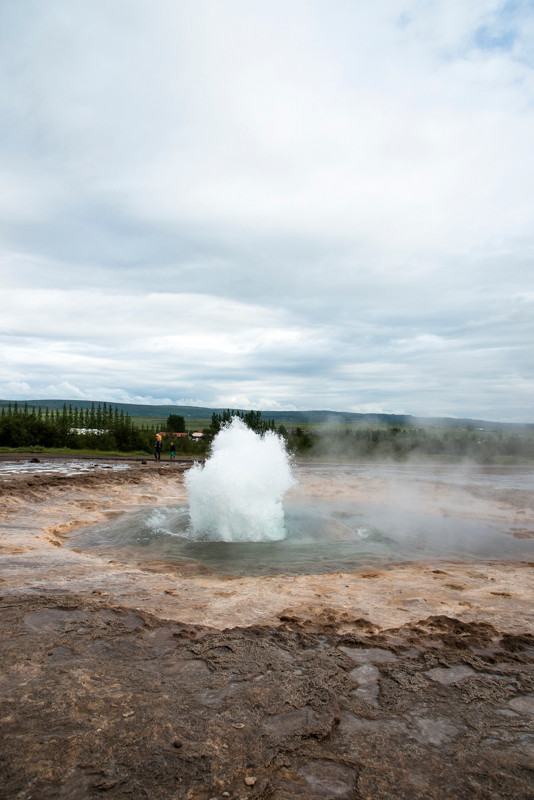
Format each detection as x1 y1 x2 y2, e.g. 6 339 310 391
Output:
1 457 533 799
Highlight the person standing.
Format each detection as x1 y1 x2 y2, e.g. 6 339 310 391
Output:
154 433 162 461
170 440 175 461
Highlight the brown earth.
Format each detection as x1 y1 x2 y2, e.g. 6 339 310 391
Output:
0 458 533 799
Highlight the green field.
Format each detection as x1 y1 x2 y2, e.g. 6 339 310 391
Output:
0 446 169 458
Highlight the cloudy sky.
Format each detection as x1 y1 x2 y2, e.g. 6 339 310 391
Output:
1 1 533 421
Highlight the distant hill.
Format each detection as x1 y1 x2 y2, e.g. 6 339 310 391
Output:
0 399 532 432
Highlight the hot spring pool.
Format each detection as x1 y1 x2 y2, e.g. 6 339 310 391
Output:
68 493 534 577
67 422 534 577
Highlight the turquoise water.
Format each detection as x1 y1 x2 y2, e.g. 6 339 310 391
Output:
69 492 533 577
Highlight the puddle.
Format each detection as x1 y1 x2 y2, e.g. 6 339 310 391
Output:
24 608 87 631
0 459 132 477
340 647 398 664
262 706 318 736
508 694 534 715
409 716 462 746
297 760 358 799
424 665 477 685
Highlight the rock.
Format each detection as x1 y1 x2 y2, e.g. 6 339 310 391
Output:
244 776 257 786
30 458 40 463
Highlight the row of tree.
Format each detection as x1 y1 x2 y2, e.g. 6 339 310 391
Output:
286 425 534 462
209 409 277 434
0 405 280 454
1 403 532 462
0 402 147 451
0 403 212 455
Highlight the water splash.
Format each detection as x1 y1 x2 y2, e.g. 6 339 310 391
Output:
185 417 296 542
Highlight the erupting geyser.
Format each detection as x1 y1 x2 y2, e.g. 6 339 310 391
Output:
185 417 296 542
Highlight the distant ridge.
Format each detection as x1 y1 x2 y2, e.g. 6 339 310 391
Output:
0 399 531 431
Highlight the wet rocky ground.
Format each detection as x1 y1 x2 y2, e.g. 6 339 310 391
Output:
1 592 533 800
1 457 533 798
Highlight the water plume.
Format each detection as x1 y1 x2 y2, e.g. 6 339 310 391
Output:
185 417 296 542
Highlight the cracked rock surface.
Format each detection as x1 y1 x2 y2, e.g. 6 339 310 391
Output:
1 593 533 799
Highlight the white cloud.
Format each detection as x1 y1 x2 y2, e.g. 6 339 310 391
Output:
2 381 31 395
0 1 533 420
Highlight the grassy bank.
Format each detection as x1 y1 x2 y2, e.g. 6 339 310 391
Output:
0 447 197 459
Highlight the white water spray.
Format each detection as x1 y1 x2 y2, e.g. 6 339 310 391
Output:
185 417 296 542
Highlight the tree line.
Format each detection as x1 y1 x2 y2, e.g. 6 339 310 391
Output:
1 402 532 462
285 424 534 462
209 409 277 435
0 401 149 451
0 403 213 455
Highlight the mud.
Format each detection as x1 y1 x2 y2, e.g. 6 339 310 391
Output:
1 593 533 799
0 458 533 798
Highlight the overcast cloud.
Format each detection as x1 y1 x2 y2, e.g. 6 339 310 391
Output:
1 0 533 421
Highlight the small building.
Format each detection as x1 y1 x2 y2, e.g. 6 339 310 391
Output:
70 428 109 435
